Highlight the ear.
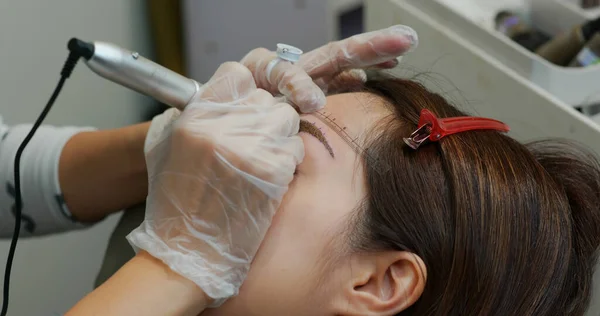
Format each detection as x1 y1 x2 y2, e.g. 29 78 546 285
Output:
333 251 426 315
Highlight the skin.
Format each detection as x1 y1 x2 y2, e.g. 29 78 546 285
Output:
68 93 426 316
58 122 149 222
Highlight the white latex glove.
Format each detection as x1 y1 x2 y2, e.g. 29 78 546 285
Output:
127 62 303 306
241 24 418 112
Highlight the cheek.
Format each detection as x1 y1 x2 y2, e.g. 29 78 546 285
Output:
256 184 334 268
248 180 360 284
224 186 338 314
237 181 354 293
270 174 359 249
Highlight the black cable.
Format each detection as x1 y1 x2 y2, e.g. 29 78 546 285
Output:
0 51 80 316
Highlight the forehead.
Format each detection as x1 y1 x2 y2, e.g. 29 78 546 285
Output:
314 92 390 146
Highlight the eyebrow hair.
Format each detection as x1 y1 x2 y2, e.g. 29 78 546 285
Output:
299 120 334 157
312 110 391 174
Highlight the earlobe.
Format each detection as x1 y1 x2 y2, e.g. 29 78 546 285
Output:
335 251 426 315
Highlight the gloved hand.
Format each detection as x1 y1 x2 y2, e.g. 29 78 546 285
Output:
241 24 418 112
126 62 303 306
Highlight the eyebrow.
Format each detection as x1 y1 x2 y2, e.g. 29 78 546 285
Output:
299 120 334 157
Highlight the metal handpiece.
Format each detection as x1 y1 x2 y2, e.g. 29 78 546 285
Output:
81 41 200 110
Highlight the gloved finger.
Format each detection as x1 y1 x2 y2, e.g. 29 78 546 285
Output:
273 60 326 112
276 135 304 167
246 135 304 186
228 132 302 196
375 58 400 69
265 102 301 137
271 95 302 114
144 108 182 153
264 135 305 183
322 69 368 94
240 48 275 89
298 25 418 79
238 88 278 107
195 62 257 102
241 48 326 113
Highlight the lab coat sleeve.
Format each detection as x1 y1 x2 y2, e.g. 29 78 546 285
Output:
0 116 96 238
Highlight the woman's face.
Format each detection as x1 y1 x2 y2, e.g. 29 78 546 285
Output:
202 92 387 315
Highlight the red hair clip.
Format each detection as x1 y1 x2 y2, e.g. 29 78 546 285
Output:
403 109 510 150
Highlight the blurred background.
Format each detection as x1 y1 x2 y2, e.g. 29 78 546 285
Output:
1 0 600 314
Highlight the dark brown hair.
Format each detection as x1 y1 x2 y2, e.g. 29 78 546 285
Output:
349 74 600 315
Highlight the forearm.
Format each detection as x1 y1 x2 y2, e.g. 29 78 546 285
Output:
67 251 209 316
59 122 150 222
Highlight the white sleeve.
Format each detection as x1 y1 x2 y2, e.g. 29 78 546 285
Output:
0 116 97 237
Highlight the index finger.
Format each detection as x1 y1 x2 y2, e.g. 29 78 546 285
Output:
298 25 418 79
194 62 257 103
240 47 326 112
